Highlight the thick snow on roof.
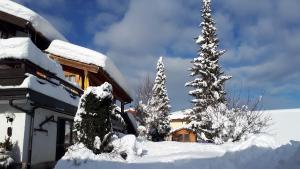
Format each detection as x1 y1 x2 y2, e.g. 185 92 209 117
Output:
169 109 192 120
0 37 65 79
46 40 133 98
0 74 79 107
0 0 66 41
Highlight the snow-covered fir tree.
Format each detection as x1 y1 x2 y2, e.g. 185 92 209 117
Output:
185 0 231 141
146 57 171 141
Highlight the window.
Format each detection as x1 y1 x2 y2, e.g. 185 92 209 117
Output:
0 63 22 70
178 134 183 142
56 119 74 160
184 134 190 142
65 75 76 83
64 121 72 144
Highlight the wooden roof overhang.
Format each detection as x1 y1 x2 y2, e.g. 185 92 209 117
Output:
50 54 133 103
0 88 77 116
0 11 51 50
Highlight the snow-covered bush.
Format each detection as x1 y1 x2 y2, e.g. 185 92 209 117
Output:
111 135 143 160
0 138 14 169
190 102 271 144
73 82 114 154
137 125 147 141
134 101 148 126
0 148 14 169
228 105 271 142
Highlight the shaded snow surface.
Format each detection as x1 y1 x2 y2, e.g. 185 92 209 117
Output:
55 134 300 169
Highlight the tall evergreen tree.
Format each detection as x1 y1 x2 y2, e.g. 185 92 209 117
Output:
146 57 171 141
185 0 231 140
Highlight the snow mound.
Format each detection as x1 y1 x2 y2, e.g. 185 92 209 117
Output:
265 108 300 144
0 0 66 41
112 135 143 161
0 37 65 79
55 134 300 169
46 40 133 99
55 135 143 169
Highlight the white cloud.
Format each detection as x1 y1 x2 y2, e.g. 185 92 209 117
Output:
90 0 300 110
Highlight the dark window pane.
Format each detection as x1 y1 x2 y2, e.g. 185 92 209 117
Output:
64 121 71 144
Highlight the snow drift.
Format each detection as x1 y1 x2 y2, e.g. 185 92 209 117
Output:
55 134 300 169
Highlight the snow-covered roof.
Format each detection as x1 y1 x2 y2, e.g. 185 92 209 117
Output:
0 74 79 107
45 40 133 99
0 37 65 79
0 0 66 41
169 109 192 120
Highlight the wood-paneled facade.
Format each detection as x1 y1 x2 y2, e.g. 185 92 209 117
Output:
49 54 133 112
171 129 197 142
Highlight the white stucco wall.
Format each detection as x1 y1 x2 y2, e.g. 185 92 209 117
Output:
0 103 30 163
31 108 73 164
170 120 187 131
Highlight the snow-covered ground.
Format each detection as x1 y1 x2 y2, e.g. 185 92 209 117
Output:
55 108 300 169
265 108 300 144
55 134 300 169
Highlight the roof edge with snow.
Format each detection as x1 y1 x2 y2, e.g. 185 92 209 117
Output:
45 40 133 100
0 0 66 41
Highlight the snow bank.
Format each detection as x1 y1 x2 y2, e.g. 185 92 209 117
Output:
0 0 66 41
46 40 133 98
55 134 300 169
0 37 65 79
265 108 300 144
55 135 143 169
0 74 79 106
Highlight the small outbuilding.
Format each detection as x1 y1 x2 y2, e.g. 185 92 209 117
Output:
171 128 197 142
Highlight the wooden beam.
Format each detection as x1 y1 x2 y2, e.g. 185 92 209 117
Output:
49 54 99 73
83 70 89 90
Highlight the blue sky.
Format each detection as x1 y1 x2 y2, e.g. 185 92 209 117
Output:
15 0 300 111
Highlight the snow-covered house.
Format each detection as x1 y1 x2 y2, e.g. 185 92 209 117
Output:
169 109 197 142
0 0 66 50
0 37 80 168
45 40 136 134
45 40 133 111
0 1 135 168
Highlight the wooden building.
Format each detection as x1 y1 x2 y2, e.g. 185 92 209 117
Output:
0 1 135 168
0 37 81 169
171 128 197 142
45 40 133 113
169 109 197 142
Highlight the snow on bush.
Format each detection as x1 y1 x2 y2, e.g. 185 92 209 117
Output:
55 135 143 169
73 82 114 154
186 103 270 144
0 148 14 169
111 135 143 160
